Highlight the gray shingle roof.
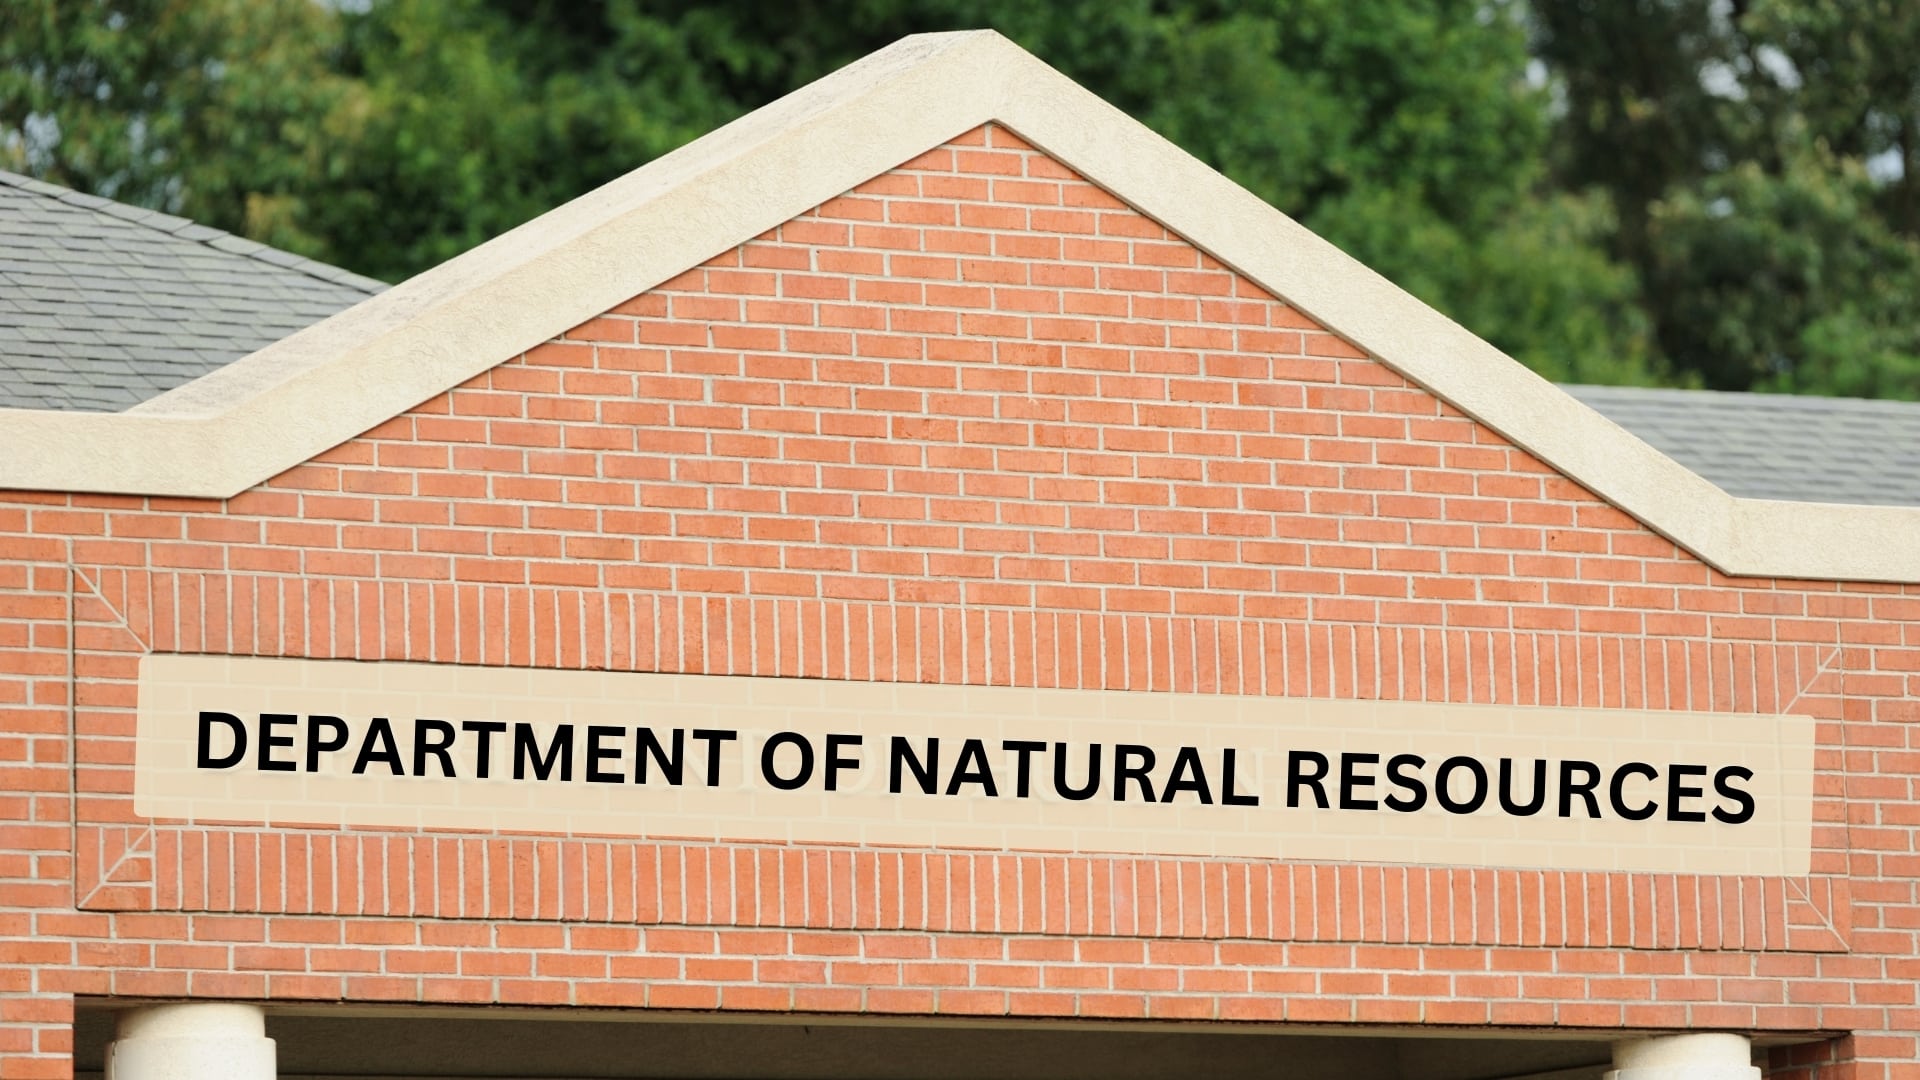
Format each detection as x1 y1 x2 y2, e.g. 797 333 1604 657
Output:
0 169 384 412
1567 384 1920 507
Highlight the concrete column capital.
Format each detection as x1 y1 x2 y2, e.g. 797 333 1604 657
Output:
1604 1033 1760 1080
105 1003 276 1080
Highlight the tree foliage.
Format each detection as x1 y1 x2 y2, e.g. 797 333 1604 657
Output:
1645 140 1920 397
9 0 1919 396
1531 0 1920 396
0 0 344 240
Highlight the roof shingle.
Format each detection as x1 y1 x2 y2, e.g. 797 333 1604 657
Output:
1567 384 1920 507
0 170 383 413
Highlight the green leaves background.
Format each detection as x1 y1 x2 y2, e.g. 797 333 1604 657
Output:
6 0 1916 397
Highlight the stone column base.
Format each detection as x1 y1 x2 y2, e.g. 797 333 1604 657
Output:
105 1003 276 1080
1605 1033 1760 1080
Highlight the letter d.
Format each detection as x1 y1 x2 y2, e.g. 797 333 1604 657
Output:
197 712 248 769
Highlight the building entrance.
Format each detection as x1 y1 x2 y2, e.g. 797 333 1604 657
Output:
75 1003 1783 1080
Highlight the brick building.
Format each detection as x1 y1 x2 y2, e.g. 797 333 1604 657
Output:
3 31 1918 1080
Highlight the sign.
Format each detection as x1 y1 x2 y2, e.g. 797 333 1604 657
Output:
134 654 1816 875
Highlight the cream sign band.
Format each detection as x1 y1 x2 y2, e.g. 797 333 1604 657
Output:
134 655 1817 876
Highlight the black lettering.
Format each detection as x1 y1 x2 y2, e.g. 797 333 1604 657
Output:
890 737 939 795
585 725 623 784
1004 740 1046 798
353 717 404 776
513 723 574 782
461 720 505 778
197 711 248 770
824 733 862 792
1288 750 1330 809
1113 744 1156 802
1558 759 1602 818
1053 742 1102 801
1435 756 1488 814
412 718 458 778
306 715 349 772
1712 765 1756 824
1384 753 1427 812
1666 763 1708 823
1221 748 1260 806
945 738 997 796
634 727 683 785
1497 757 1546 816
760 731 813 791
1161 746 1214 805
1338 752 1379 811
257 713 297 773
691 729 736 786
1608 761 1659 821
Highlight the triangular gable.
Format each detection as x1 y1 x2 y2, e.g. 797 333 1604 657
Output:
4 30 1918 583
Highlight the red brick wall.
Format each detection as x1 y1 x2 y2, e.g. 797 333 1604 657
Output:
3 124 1917 1077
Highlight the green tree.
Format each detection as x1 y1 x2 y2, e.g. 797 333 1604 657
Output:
1529 0 1745 264
1531 0 1920 396
0 0 344 247
1646 138 1920 397
1745 0 1920 236
301 0 763 280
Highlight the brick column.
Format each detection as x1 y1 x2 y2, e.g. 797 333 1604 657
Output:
1606 1034 1759 1080
104 1003 275 1080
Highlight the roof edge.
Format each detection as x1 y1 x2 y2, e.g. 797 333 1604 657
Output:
122 30 996 420
5 31 1920 584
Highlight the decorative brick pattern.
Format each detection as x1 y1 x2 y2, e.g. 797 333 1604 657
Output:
74 574 1847 945
3 125 1918 1077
